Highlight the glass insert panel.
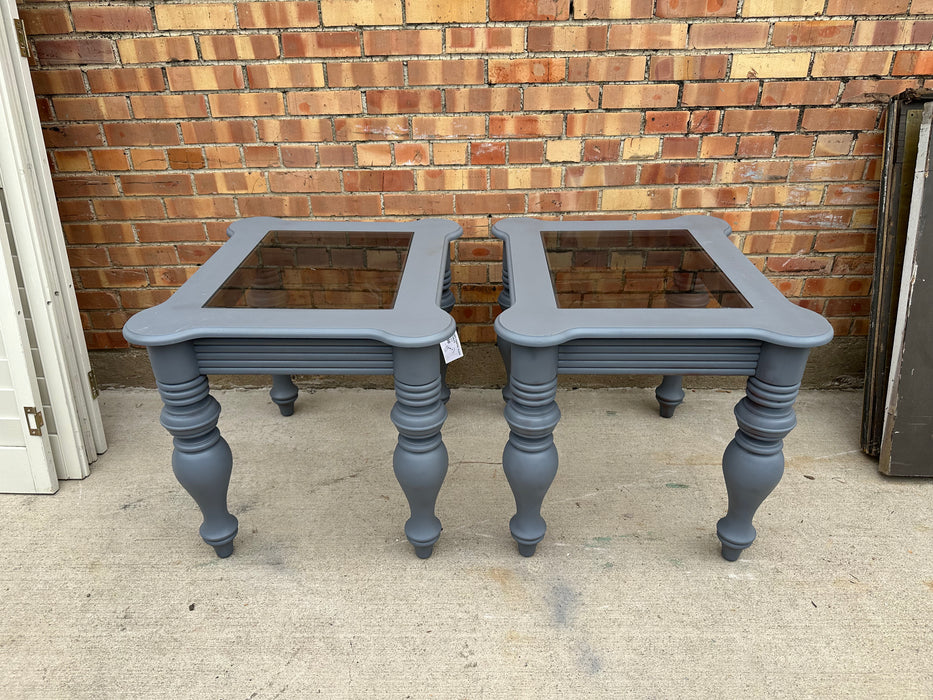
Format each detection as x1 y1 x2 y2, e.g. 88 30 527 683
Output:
541 229 750 309
206 230 413 309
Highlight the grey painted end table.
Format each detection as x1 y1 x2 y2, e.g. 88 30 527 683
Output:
493 215 833 561
123 217 462 559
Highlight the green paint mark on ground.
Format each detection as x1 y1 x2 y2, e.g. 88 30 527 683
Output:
665 483 690 489
606 410 617 416
586 536 613 548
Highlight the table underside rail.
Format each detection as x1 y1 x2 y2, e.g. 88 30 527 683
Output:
194 337 395 375
558 338 761 375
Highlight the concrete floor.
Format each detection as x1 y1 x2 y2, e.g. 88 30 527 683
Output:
1 387 931 698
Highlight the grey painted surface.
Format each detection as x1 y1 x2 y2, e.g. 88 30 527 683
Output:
493 216 834 561
123 217 462 558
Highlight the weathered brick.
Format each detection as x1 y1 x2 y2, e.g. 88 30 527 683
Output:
731 52 810 79
678 186 749 208
168 148 206 170
528 26 607 52
117 36 197 63
802 277 872 297
357 143 392 166
321 0 402 26
766 256 833 275
582 139 620 162
167 65 246 91
283 31 361 58
405 0 485 22
269 171 342 192
363 30 441 55
490 0 568 20
761 81 841 106
700 135 737 158
524 85 599 111
131 95 208 119
31 69 84 95
280 146 317 167
841 79 920 103
64 223 135 244
737 135 775 157
342 170 413 192
751 185 822 207
682 82 758 106
201 35 280 60
690 110 721 133
259 118 333 142
108 245 179 267
246 63 325 89
814 134 853 156
20 7 73 34
569 56 646 82
645 111 689 133
325 61 401 87
490 114 562 138
417 168 486 190
802 108 880 132
93 197 165 220
445 27 524 53
529 191 598 212
395 143 429 165
408 59 484 86
335 117 409 140
691 23 769 48
826 0 908 14
384 193 455 215
853 133 884 155
79 268 149 289
717 161 790 182
771 20 853 47
309 194 381 216
318 144 354 165
602 188 674 210
286 91 360 115
608 23 687 49
165 196 237 219
242 144 278 167
489 58 565 84
641 163 714 185
53 96 130 121
194 171 266 194
892 51 933 76
722 109 799 133
662 136 701 158
91 149 130 170
648 55 726 81
180 120 257 144
744 0 822 15
565 164 636 187
367 89 442 114
603 84 679 109
446 88 521 113
54 150 92 172
812 51 893 77
789 159 866 182
455 193 524 215
853 20 933 45
57 199 94 221
544 140 580 162
42 124 103 149
238 1 319 28
470 142 506 165
53 175 119 198
490 166 561 189
72 6 154 32
913 0 933 12
414 116 486 139
824 183 879 206
658 0 737 16
35 38 115 65
155 4 235 30
211 93 285 117
567 113 642 136
573 0 652 19
87 68 164 93
622 137 660 160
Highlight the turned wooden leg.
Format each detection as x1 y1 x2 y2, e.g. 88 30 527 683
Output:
655 375 685 418
149 343 238 558
270 374 299 416
717 344 809 561
391 346 449 559
502 344 560 557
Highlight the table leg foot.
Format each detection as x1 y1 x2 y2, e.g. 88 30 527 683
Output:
270 374 298 417
720 543 742 562
212 541 235 559
392 347 449 559
655 375 685 418
516 542 537 557
413 544 434 559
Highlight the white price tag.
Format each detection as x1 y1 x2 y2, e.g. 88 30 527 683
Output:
440 331 463 364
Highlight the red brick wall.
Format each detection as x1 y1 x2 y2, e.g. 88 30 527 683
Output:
18 0 933 349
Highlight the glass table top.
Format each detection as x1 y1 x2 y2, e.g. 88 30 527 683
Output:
540 229 750 310
205 230 413 310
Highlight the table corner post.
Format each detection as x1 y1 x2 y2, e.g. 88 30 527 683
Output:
149 341 239 558
718 343 810 561
390 344 449 559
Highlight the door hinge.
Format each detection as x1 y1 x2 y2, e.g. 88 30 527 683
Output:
88 369 100 399
13 18 29 58
24 407 43 436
